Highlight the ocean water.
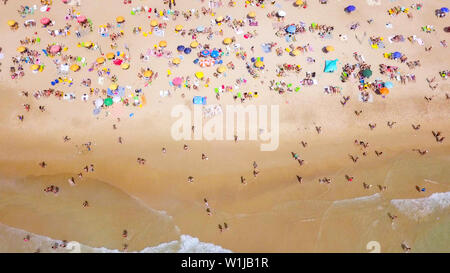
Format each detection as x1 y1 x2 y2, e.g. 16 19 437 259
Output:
391 192 450 221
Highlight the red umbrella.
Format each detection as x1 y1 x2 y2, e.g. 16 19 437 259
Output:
113 59 123 65
172 77 183 86
50 45 61 54
77 16 87 23
40 17 51 25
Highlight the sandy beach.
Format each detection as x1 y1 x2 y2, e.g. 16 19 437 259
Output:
0 0 449 253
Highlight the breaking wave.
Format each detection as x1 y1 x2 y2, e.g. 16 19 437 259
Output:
391 192 450 221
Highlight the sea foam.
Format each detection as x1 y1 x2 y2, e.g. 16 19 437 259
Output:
391 192 450 221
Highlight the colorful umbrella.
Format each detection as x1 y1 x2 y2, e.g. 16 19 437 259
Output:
362 69 372 78
201 50 210 57
40 17 51 25
104 97 113 106
77 16 87 23
50 45 61 54
172 77 182 86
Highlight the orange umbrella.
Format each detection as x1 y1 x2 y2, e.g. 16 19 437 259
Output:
106 52 115 60
150 19 158 27
159 40 167 47
17 46 27 53
175 25 183 31
380 87 389 95
96 57 105 64
7 20 17 27
70 64 80 72
116 16 125 23
247 11 256 18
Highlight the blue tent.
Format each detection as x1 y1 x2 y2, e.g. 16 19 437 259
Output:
345 5 356 13
384 81 394 88
184 47 192 54
324 59 338 73
193 96 207 105
392 51 402 58
286 25 296 34
441 7 449 13
177 45 185 52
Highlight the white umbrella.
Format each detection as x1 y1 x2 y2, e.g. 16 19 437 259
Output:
277 10 286 17
94 98 103 108
113 96 121 103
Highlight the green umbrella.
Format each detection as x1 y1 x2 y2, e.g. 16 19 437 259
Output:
104 97 113 106
362 69 373 78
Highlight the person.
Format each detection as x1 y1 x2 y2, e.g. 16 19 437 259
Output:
122 230 128 238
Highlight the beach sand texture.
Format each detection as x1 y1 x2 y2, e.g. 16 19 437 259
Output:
0 0 449 252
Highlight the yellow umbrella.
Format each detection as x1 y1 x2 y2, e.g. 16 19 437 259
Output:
247 11 256 18
143 70 153 78
254 60 264 68
116 16 125 23
195 72 204 79
326 45 334 52
223 38 232 45
121 63 130 70
159 40 167 47
109 83 118 90
172 57 181 65
17 46 27 53
7 20 17 27
30 64 40 71
84 41 92 48
295 0 304 6
291 49 300 56
217 65 226 73
70 64 80 72
175 24 183 31
150 19 158 27
215 16 224 23
190 41 199 48
106 52 115 60
96 57 105 64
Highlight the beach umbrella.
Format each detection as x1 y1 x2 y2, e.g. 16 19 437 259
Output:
109 83 118 90
7 20 17 27
113 59 123 65
215 16 224 23
172 57 181 65
210 50 220 58
345 5 356 13
441 7 449 13
295 0 304 6
31 64 40 71
199 59 212 67
96 57 105 64
177 45 185 52
196 26 204 32
106 52 115 60
150 19 158 27
247 11 256 18
384 81 394 88
217 65 226 73
277 10 286 17
325 45 334 52
362 69 372 78
254 60 264 68
50 45 61 54
121 63 130 70
70 64 80 72
84 41 93 48
184 48 192 54
445 27 450 33
104 97 113 106
159 40 167 47
324 59 338 73
116 16 125 23
40 17 51 25
17 46 27 53
380 87 389 95
291 49 300 56
143 70 153 78
223 38 232 45
195 72 204 79
175 25 183 31
172 77 182 86
392 51 402 59
77 16 87 23
94 98 103 108
190 41 199 48
286 25 296 34
201 50 210 57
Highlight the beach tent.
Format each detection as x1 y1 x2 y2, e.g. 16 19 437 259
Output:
193 96 207 105
345 5 356 13
362 69 372 78
324 59 338 73
384 81 394 88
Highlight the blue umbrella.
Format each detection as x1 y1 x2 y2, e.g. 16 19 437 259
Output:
251 57 256 62
177 45 185 52
196 26 204 32
201 50 210 57
211 50 219 58
193 58 199 64
345 5 356 13
441 7 449 13
384 81 394 88
392 51 402 58
286 25 296 34
184 47 192 54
